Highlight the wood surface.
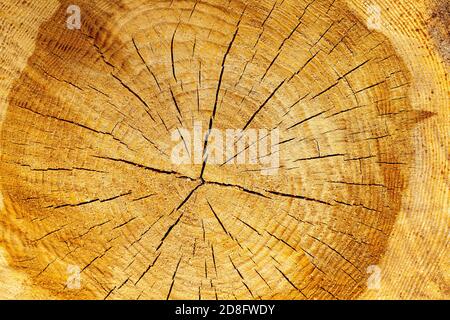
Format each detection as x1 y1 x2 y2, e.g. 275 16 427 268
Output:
0 0 448 299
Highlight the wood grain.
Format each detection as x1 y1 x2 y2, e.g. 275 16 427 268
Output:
0 0 447 300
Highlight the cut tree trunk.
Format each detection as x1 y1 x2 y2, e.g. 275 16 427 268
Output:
0 0 448 299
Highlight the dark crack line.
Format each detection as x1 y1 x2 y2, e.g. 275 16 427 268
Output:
132 38 162 91
242 79 285 130
112 216 138 230
171 23 180 82
200 12 243 179
307 234 362 272
167 255 182 300
266 231 298 252
170 87 183 118
235 216 262 236
15 104 131 150
265 189 333 206
135 252 161 285
33 225 66 242
293 153 345 162
156 183 203 251
286 110 327 130
111 74 156 122
205 180 270 199
276 266 307 298
207 201 231 238
92 155 196 181
81 246 112 273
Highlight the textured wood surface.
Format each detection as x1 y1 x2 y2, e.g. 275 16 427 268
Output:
0 0 448 299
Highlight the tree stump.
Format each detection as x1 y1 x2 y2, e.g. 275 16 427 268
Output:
0 0 448 299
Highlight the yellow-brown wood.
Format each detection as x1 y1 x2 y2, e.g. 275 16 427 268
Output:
0 0 448 299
